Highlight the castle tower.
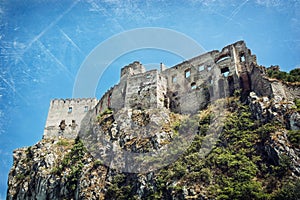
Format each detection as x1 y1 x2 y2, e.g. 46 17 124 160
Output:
43 98 98 139
120 61 146 79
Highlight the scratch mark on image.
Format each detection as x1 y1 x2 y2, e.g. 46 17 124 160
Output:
0 74 29 105
59 28 84 55
24 0 80 54
224 0 249 26
36 40 74 81
87 0 125 31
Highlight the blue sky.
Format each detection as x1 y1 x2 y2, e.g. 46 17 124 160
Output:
0 0 299 198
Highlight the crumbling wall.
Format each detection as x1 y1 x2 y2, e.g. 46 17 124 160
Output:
125 70 160 109
156 73 168 108
270 81 300 101
95 87 114 114
161 40 256 113
120 61 146 78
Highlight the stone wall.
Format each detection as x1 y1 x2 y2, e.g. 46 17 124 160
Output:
125 69 160 109
43 98 98 139
160 40 257 113
95 61 147 114
95 40 260 114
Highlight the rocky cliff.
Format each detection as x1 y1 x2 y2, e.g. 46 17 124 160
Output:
7 64 300 199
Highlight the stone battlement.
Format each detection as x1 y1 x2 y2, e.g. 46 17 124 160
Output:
50 98 97 107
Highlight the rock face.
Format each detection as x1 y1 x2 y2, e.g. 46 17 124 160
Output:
248 92 300 175
7 138 108 200
7 108 183 200
7 96 300 199
7 41 300 199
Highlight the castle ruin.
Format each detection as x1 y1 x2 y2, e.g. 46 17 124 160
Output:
43 41 298 139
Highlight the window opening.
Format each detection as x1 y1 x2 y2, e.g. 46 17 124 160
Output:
185 69 191 78
108 93 112 107
221 67 230 77
191 82 196 90
240 54 245 62
216 55 231 64
59 120 66 131
172 75 177 83
198 65 205 71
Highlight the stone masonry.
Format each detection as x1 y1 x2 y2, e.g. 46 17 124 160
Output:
43 98 98 139
43 41 300 139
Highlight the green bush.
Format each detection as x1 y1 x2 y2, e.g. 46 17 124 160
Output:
272 180 300 200
56 139 70 146
15 174 26 181
106 173 134 200
51 137 86 196
267 68 300 83
98 108 113 118
294 99 300 110
287 130 300 147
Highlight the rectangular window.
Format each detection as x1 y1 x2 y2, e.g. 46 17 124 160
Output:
172 75 177 83
68 107 72 113
84 106 89 112
208 76 213 85
198 65 205 71
185 69 191 78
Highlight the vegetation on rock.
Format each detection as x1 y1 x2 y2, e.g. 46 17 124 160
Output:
106 98 299 200
267 67 300 83
52 137 86 196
